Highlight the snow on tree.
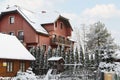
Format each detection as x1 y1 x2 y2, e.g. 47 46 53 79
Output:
47 46 52 58
79 45 84 66
70 46 74 64
52 48 56 57
33 47 41 74
29 47 36 69
86 21 116 66
90 53 94 66
75 47 79 64
65 50 70 69
84 48 90 67
61 45 65 59
44 53 48 69
39 46 45 69
56 45 60 57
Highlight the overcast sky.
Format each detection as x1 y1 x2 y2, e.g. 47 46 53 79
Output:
0 0 120 44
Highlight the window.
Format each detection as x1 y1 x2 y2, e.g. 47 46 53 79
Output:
55 22 57 27
9 32 14 35
7 62 13 72
9 16 14 24
20 62 25 72
18 31 24 36
42 45 46 51
60 22 63 29
18 31 24 42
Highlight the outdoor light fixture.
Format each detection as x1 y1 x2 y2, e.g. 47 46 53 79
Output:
3 62 7 67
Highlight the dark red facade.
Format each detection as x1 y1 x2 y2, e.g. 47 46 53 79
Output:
0 10 73 50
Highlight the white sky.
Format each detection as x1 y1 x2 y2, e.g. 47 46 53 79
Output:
0 0 120 44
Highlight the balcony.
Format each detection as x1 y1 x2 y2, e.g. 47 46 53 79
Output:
51 36 72 47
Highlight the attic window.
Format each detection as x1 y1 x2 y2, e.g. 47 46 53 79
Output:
9 16 14 24
55 22 57 27
60 22 63 29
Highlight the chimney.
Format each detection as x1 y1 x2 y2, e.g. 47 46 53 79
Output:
41 11 46 13
6 5 10 9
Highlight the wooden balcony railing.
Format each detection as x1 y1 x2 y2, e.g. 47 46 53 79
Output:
51 36 72 47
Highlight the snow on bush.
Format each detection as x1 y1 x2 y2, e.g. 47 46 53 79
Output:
99 62 120 75
12 67 37 80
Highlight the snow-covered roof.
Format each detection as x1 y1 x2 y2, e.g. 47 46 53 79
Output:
112 50 120 59
48 57 63 61
1 5 72 34
0 33 35 60
67 36 76 42
1 5 48 35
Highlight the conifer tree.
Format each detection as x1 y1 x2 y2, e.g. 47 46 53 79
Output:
47 46 52 58
65 51 70 69
86 21 116 67
75 47 79 64
84 48 90 67
70 47 74 64
40 46 45 69
61 45 65 59
56 45 60 57
52 49 56 57
44 54 48 69
79 45 84 66
90 54 94 66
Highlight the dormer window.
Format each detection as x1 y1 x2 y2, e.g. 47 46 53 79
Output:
9 16 14 24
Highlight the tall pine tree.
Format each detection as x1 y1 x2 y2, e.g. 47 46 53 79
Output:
86 21 116 66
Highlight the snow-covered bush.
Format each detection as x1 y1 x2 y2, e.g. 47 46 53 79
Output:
12 67 37 80
99 62 120 75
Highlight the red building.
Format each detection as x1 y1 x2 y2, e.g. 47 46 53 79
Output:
0 5 74 50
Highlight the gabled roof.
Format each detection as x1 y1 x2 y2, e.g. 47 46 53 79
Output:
1 5 48 35
0 5 73 33
1 5 72 34
0 33 35 60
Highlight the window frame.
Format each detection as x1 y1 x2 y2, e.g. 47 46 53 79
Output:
20 61 25 72
54 22 57 28
7 61 13 72
60 22 63 29
18 30 24 36
17 30 24 42
9 16 15 24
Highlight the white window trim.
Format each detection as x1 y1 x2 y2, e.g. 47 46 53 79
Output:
7 61 13 72
20 62 25 72
9 16 15 24
17 30 24 36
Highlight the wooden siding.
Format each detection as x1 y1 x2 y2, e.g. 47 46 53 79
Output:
0 59 30 77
